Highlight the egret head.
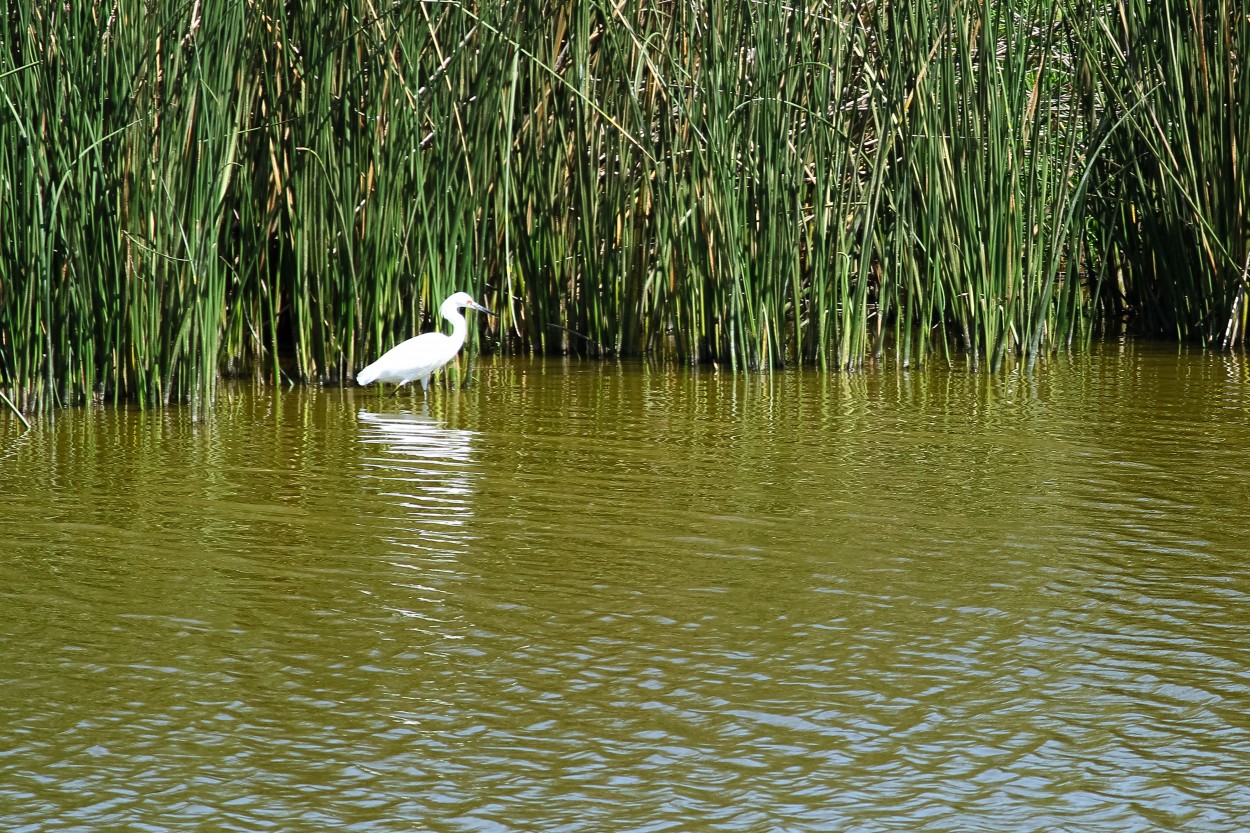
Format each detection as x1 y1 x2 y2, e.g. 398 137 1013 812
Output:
442 291 493 316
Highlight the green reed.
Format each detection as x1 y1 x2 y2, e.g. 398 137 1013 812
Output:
1073 0 1249 346
0 0 1246 415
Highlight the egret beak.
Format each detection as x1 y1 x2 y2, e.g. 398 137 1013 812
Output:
470 301 494 316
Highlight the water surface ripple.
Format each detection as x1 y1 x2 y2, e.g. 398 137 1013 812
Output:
2 346 1249 831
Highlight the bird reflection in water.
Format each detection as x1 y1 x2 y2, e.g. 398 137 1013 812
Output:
357 409 479 558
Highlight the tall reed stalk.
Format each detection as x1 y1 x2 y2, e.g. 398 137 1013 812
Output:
1074 0 1249 345
1 0 1246 414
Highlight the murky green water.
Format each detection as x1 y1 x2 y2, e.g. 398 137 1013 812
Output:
3 346 1250 831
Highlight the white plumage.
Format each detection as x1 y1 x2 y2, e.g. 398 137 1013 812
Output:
357 291 492 393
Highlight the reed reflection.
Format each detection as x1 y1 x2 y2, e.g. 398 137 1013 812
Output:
357 409 479 557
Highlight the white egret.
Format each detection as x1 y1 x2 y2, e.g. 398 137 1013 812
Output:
357 291 493 394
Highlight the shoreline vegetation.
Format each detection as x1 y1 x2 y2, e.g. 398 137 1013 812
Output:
1 1 1247 415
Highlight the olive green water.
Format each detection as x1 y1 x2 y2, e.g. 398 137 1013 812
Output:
3 347 1250 831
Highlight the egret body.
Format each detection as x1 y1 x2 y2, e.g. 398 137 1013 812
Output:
357 291 492 393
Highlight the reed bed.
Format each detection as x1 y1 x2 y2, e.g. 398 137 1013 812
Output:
1 0 1246 413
